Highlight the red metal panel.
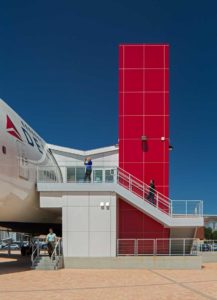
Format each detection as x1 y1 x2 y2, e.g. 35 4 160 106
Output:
144 45 165 68
144 116 164 137
124 46 143 68
123 93 143 115
122 140 143 163
144 163 165 184
118 44 170 241
124 116 143 139
145 69 165 91
145 93 165 115
118 199 170 239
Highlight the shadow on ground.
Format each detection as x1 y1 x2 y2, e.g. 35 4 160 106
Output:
0 253 31 275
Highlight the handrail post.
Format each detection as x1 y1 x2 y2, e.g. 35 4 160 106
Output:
183 239 186 256
134 239 138 256
154 239 157 256
129 175 132 191
156 193 159 209
185 201 187 216
114 168 117 184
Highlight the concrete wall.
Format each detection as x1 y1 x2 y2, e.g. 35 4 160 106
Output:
40 147 119 258
64 256 202 269
40 191 117 258
62 192 117 257
201 252 217 263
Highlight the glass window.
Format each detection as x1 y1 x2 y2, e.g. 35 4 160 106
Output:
76 167 85 182
93 170 102 182
105 169 115 182
67 167 75 182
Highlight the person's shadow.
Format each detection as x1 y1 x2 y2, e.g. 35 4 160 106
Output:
0 252 31 275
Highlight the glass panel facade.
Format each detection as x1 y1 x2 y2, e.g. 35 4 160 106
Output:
93 170 102 182
105 169 115 182
67 167 75 182
66 167 116 183
76 167 85 182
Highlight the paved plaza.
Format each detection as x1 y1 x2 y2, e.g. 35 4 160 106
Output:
0 253 217 300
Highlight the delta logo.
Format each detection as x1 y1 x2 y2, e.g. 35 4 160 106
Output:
6 115 43 154
6 115 23 141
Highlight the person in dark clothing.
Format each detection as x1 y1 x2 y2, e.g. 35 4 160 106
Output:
147 179 156 204
46 228 57 258
84 157 92 182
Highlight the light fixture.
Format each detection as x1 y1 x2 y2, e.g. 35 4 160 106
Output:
100 202 104 208
161 137 165 141
141 135 147 141
169 145 174 151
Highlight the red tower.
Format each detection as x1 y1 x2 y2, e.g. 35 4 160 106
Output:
118 44 170 239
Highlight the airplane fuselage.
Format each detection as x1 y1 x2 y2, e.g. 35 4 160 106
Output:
0 99 62 226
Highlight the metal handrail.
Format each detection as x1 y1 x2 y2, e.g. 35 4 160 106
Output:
31 240 40 267
50 238 62 269
36 165 203 217
118 167 171 201
117 238 199 256
117 167 171 215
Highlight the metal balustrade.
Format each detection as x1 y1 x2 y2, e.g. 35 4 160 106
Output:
117 238 199 256
31 238 63 269
37 165 203 218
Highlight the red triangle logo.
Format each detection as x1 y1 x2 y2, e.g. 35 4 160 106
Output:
6 115 23 141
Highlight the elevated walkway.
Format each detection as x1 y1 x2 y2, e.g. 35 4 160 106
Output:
37 166 204 228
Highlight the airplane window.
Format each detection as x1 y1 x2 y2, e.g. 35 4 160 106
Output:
2 146 6 154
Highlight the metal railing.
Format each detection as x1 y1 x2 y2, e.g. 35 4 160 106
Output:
50 238 63 269
117 238 199 256
31 238 63 269
37 165 203 217
117 168 171 215
31 239 40 267
37 165 117 184
117 168 203 217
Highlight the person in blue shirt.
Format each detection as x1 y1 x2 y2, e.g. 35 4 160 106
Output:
84 157 92 182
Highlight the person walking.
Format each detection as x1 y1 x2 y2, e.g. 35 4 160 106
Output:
147 179 156 205
46 228 57 258
84 157 92 182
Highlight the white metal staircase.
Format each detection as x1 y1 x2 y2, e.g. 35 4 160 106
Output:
116 168 203 227
37 166 204 228
31 239 63 270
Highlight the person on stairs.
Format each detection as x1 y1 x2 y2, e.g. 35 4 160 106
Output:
147 179 156 205
46 228 57 259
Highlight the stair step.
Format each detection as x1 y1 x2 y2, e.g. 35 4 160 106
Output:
32 255 63 270
35 267 56 270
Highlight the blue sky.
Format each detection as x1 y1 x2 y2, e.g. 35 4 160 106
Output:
0 1 217 213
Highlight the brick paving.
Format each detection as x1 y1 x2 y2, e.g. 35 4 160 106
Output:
0 254 217 300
